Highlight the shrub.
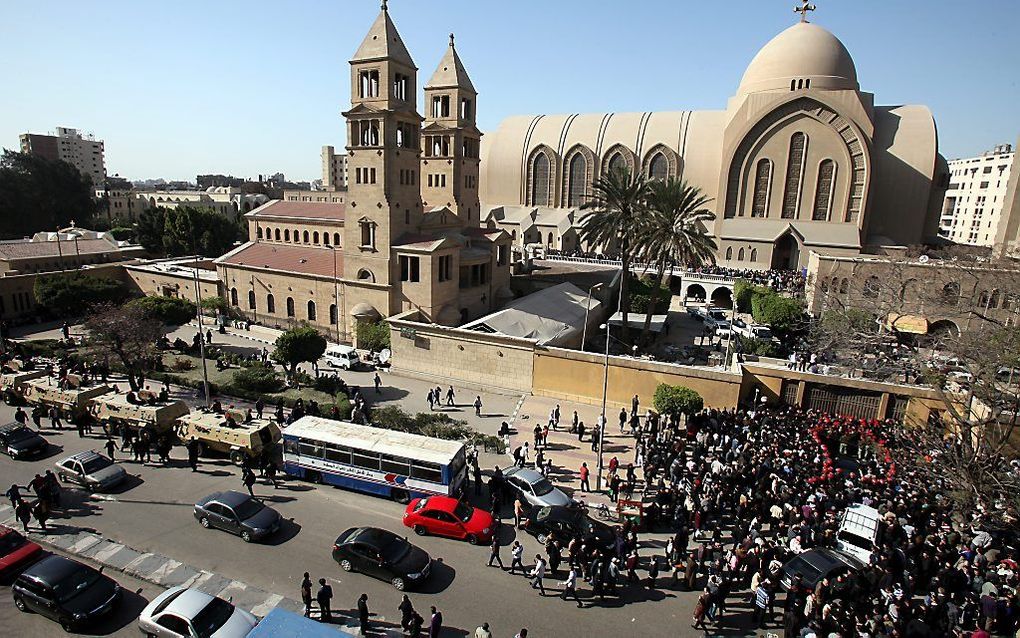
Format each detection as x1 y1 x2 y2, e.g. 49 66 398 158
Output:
34 274 128 317
751 293 805 334
736 335 777 357
315 375 345 395
168 357 195 372
356 320 391 352
232 363 284 393
128 296 197 326
653 383 704 418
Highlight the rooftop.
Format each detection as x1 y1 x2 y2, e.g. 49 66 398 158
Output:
247 200 346 222
216 242 342 279
0 237 140 261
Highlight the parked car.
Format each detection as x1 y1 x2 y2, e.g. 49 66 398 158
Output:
523 505 615 549
704 309 729 330
323 345 361 370
503 466 572 509
732 319 776 342
714 322 732 339
0 526 43 577
194 491 282 543
332 526 432 591
779 547 863 591
11 554 121 632
0 422 48 459
138 585 258 638
835 504 882 565
54 451 127 492
403 495 495 545
686 306 705 321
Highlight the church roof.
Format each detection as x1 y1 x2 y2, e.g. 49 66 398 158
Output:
738 22 859 95
425 34 475 93
716 218 861 249
246 200 345 222
351 3 415 68
216 242 342 278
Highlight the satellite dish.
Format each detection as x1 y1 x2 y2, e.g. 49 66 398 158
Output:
378 349 391 365
918 255 930 263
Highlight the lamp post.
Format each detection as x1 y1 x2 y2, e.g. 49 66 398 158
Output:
596 281 628 492
329 245 341 343
191 262 211 407
580 282 603 351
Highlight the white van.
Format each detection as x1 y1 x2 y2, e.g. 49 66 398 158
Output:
835 504 882 565
323 345 360 370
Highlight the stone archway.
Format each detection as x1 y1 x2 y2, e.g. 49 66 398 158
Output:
772 233 800 270
710 287 733 309
685 283 706 302
927 319 960 339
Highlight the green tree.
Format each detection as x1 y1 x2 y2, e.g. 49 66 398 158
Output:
750 292 805 335
736 335 777 357
579 167 650 343
272 326 327 377
652 384 704 419
83 303 164 390
232 363 284 393
0 150 98 238
33 274 128 317
136 205 243 257
127 296 196 326
356 320 391 352
635 179 717 342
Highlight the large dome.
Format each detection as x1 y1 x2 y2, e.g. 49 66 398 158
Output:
737 22 859 95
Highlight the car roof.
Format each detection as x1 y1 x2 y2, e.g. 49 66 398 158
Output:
536 506 579 523
21 554 90 584
419 496 459 512
61 450 103 464
206 490 251 508
347 527 399 549
160 587 216 618
506 467 544 483
0 422 29 434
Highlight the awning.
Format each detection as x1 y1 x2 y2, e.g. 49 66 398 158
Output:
885 313 928 334
608 312 668 333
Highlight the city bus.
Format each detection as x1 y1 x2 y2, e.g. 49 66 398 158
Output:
280 416 467 503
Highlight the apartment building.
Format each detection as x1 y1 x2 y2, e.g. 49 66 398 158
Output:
20 127 107 188
939 144 1014 247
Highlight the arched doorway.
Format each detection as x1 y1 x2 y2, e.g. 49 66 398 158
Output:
685 284 706 303
710 287 733 309
927 319 960 340
771 233 800 270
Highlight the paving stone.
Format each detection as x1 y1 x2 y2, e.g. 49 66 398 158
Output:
124 553 171 580
102 546 144 571
193 572 233 598
162 563 201 588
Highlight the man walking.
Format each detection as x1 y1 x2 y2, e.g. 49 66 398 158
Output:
529 554 547 595
357 593 370 635
428 606 443 638
560 566 583 607
104 437 117 460
427 389 435 411
255 398 265 419
187 437 200 472
509 540 524 574
446 386 455 406
316 578 333 622
373 373 382 394
473 395 483 416
487 535 504 569
475 622 493 638
579 462 590 492
301 572 314 617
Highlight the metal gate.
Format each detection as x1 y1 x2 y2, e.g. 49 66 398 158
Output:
803 384 881 419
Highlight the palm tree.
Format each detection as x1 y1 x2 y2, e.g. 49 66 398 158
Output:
635 178 717 343
579 168 650 342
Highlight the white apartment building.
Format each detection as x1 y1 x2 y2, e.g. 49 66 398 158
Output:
940 144 1014 247
20 127 107 188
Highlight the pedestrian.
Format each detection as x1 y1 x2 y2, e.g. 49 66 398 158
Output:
473 396 482 416
206 329 212 344
428 606 442 638
647 557 660 588
48 407 62 430
14 407 27 425
427 389 435 411
513 497 525 528
751 581 770 628
301 572 314 617
32 499 49 531
475 622 493 638
626 549 639 583
619 407 627 434
473 463 482 497
529 554 547 595
487 535 505 569
514 629 528 638
446 386 455 406
316 578 332 622
242 467 257 497
560 566 583 607
61 321 70 339
509 540 524 574
255 398 265 419
265 462 279 489
6 483 23 509
16 500 31 532
692 588 711 630
357 593 370 635
187 437 199 472
373 373 382 394
579 462 590 492
398 594 415 632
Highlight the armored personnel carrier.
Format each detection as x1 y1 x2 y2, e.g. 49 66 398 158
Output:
88 390 190 436
175 408 281 465
21 375 114 422
0 369 48 405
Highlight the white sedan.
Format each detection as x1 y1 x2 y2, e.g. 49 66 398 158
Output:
138 586 258 638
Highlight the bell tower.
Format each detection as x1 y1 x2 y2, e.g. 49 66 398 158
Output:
421 33 481 226
343 0 424 286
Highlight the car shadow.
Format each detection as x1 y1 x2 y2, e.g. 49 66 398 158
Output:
263 518 302 546
105 474 144 495
273 482 313 492
415 558 455 594
34 444 65 460
84 586 151 636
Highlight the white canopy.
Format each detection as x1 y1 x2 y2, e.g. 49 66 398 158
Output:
461 282 601 346
608 311 668 333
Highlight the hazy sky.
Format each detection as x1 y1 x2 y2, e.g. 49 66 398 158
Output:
2 0 1017 182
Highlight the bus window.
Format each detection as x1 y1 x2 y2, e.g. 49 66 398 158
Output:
411 463 442 483
352 452 380 470
299 441 323 458
284 439 300 455
324 444 350 465
380 454 410 475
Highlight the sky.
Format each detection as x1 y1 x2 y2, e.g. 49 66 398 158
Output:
2 0 1017 182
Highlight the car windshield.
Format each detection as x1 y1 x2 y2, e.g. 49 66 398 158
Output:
233 498 264 520
53 567 101 603
414 498 429 512
786 556 824 582
532 477 555 496
191 596 236 638
837 531 874 551
7 428 35 443
380 536 411 563
81 456 112 473
0 531 27 554
453 502 473 523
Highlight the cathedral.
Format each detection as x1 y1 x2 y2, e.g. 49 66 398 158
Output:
480 8 950 270
216 2 512 339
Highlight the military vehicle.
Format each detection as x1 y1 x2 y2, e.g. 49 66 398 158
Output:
21 375 114 422
88 391 189 436
1 369 48 405
175 408 281 465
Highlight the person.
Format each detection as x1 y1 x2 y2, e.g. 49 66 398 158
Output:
61 321 70 339
475 622 493 638
529 554 547 595
509 540 524 574
619 407 628 434
446 386 455 406
473 396 482 416
407 609 424 637
301 572 314 617
570 410 579 434
357 593 370 635
187 437 199 472
14 407 27 425
373 373 382 394
255 398 265 419
316 578 332 622
487 535 504 569
6 483 23 509
398 594 415 632
560 566 583 607
265 461 279 489
15 500 31 532
692 588 711 630
242 467 256 496
206 329 213 344
579 462 590 492
32 499 49 531
751 581 770 628
473 462 482 496
428 606 442 638
513 497 525 528
514 630 528 638
48 406 62 430
427 389 435 411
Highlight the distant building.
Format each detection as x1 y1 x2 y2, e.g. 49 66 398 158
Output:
134 187 269 217
939 144 1014 247
19 127 106 188
95 188 154 225
0 224 144 276
321 146 349 190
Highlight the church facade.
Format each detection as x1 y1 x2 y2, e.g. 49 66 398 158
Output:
480 17 949 270
216 3 512 340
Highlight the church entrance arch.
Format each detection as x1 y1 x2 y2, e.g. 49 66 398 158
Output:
771 233 800 270
710 287 733 309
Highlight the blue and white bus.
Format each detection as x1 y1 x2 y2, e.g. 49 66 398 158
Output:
281 416 467 503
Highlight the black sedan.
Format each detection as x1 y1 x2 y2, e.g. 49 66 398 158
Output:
0 422 48 459
523 505 616 549
332 527 431 591
11 554 121 632
779 548 863 591
194 490 282 543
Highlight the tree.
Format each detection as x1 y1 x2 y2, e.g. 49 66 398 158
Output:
579 168 650 343
0 150 98 238
127 296 196 326
136 205 243 257
653 384 704 420
82 303 164 390
635 179 716 342
272 326 327 377
751 292 805 336
357 320 391 352
34 274 128 317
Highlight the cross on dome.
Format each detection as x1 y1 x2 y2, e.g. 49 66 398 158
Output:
381 0 388 11
794 0 816 23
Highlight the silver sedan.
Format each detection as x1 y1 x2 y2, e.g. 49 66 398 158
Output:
138 586 258 638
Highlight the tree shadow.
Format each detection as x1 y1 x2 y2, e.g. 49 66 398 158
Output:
415 559 455 594
258 494 297 504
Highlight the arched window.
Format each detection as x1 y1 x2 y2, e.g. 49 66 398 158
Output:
357 269 375 282
751 159 772 217
531 153 551 206
750 248 757 262
284 229 290 241
274 228 280 241
323 233 330 246
333 233 341 247
725 247 733 260
863 276 881 299
567 153 587 207
839 279 849 294
988 290 1000 309
812 159 836 221
230 288 238 306
781 132 807 219
266 294 275 314
303 231 309 244
607 152 626 176
293 228 299 242
286 297 295 317
313 231 319 244
649 153 668 181
256 227 263 239
248 290 256 310
329 304 338 325
547 232 554 247
738 248 745 261
307 300 316 321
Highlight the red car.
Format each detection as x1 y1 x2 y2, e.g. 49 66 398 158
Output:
0 525 43 576
403 496 495 545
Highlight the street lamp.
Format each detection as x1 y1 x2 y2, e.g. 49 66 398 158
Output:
580 282 603 351
595 319 636 492
328 245 341 343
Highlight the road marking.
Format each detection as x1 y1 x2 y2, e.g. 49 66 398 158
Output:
91 542 126 563
69 533 102 553
182 570 215 589
150 558 183 584
250 593 284 617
